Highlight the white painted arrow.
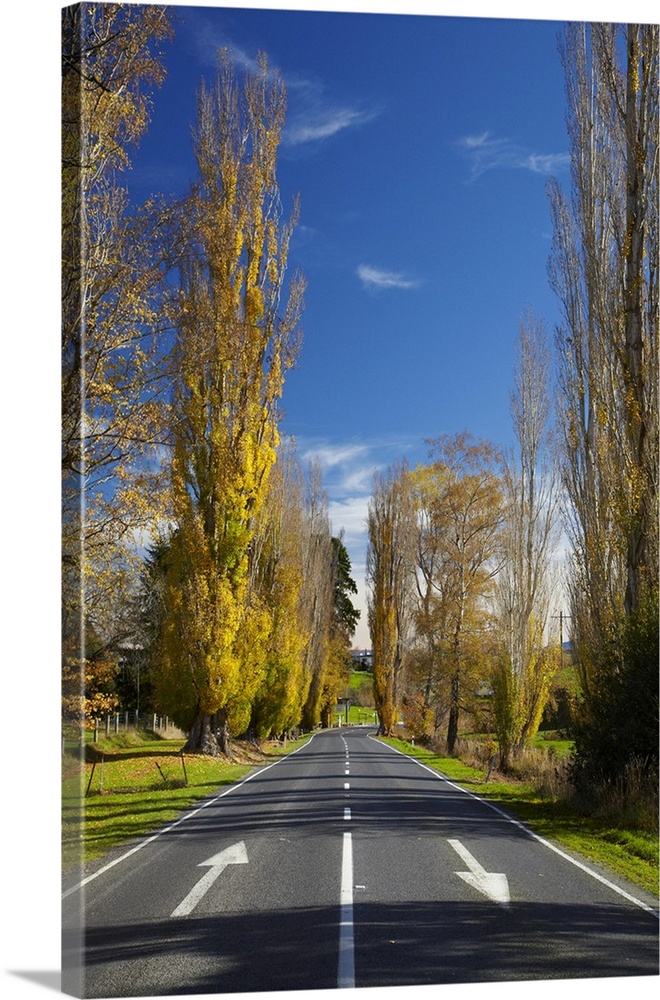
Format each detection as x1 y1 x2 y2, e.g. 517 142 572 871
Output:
171 841 249 917
447 838 510 905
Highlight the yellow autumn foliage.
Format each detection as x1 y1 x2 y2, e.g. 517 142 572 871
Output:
62 5 175 727
155 52 305 751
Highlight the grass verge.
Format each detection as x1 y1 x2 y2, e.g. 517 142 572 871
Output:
379 737 659 898
62 730 311 872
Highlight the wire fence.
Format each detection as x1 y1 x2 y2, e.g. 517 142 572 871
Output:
90 711 176 741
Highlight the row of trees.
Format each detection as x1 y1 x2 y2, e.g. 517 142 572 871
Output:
549 22 658 794
144 453 359 753
62 5 360 753
366 22 658 791
366 311 561 769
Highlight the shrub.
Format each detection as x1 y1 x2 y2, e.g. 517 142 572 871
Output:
578 756 659 833
569 588 659 805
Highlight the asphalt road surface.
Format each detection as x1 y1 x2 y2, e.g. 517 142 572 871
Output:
62 727 659 997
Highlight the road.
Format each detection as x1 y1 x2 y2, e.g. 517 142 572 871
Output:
62 727 659 997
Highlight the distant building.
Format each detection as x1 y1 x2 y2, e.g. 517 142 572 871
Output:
350 649 373 671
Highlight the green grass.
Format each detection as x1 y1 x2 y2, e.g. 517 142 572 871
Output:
62 731 311 871
531 730 574 759
379 737 659 897
349 705 379 725
348 670 373 691
332 705 378 725
334 671 377 725
465 728 575 760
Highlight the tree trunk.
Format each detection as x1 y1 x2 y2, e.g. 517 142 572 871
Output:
183 710 232 757
217 712 232 758
446 670 460 754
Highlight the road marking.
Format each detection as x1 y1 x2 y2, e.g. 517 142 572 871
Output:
344 807 352 821
171 842 249 917
338 832 355 989
448 838 510 905
374 736 659 917
344 782 350 790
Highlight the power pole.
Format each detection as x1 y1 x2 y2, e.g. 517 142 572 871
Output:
552 611 572 665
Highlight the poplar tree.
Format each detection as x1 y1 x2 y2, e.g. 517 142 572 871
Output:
157 52 305 754
549 22 658 792
493 310 561 769
299 461 338 730
548 23 658 670
407 462 458 741
247 446 312 739
366 463 416 736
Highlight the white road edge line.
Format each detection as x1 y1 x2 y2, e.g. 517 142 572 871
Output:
62 732 317 900
371 736 659 918
338 831 355 989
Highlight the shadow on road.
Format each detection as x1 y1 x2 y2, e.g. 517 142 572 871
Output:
64 897 659 997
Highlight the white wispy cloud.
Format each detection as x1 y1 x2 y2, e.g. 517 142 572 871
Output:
284 107 375 146
186 14 257 73
456 131 569 182
525 152 571 175
357 264 421 291
294 433 423 647
281 70 380 148
462 131 491 149
300 441 371 473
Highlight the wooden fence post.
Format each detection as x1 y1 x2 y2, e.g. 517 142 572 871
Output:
85 760 97 797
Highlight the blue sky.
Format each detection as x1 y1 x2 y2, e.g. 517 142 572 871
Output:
125 1 581 645
115 1 652 648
